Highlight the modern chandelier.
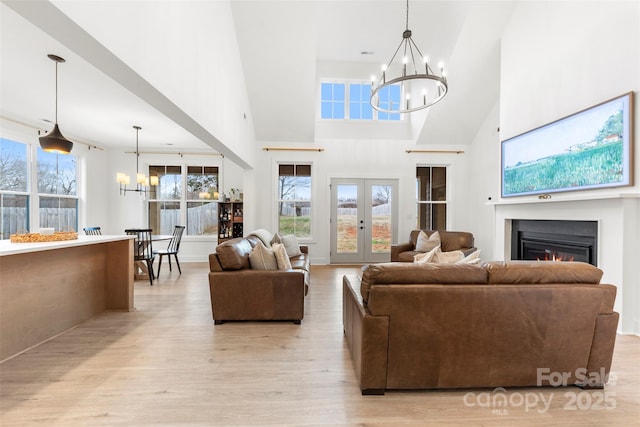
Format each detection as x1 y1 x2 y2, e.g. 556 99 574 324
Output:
370 0 448 114
39 54 74 154
117 125 158 196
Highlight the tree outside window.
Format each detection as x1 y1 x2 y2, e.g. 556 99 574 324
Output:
278 164 311 238
0 138 29 238
148 165 218 236
37 147 77 232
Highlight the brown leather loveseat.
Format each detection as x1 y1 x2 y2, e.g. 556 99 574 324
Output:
343 261 618 395
208 230 309 324
391 230 476 262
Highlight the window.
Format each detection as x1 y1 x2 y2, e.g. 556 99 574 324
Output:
416 166 447 230
321 82 345 119
1 138 29 238
376 85 401 121
36 147 78 231
321 81 401 121
278 164 311 238
186 166 218 236
349 83 373 120
148 165 218 236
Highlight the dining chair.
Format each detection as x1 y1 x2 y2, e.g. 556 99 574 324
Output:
83 227 102 235
124 228 155 285
154 225 186 276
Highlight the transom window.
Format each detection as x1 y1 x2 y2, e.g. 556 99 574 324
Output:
320 81 401 121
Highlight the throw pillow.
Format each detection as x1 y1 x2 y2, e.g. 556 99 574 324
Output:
415 230 441 252
272 243 292 270
271 232 302 257
455 249 482 264
248 241 278 270
413 245 441 264
281 234 302 257
431 247 464 264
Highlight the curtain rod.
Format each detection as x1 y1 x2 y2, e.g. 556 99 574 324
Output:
263 147 324 152
125 151 223 157
406 149 464 154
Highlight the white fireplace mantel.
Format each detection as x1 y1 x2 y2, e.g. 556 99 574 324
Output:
487 191 639 206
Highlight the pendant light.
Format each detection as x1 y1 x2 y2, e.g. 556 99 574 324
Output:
39 54 73 154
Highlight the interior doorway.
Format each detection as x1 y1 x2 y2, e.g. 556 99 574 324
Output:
330 178 398 264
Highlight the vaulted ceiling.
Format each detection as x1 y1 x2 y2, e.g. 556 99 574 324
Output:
1 1 516 163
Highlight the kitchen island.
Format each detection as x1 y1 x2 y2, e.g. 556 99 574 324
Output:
0 235 134 361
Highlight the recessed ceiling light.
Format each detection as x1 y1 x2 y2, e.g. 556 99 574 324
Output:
41 118 52 123
361 51 375 55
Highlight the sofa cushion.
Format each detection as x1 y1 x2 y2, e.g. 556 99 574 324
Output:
485 260 603 284
415 230 441 252
272 243 293 270
215 238 252 270
413 245 440 263
432 247 464 264
360 262 489 303
272 233 302 257
249 241 278 270
455 249 481 264
409 230 475 253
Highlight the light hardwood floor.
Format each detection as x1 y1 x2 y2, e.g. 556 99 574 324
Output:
1 263 638 426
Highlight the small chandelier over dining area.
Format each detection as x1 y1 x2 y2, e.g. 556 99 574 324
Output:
117 125 158 196
370 0 448 114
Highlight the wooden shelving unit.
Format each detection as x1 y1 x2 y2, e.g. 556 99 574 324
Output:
218 201 243 243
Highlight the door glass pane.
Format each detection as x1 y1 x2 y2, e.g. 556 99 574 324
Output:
371 185 392 253
337 184 357 253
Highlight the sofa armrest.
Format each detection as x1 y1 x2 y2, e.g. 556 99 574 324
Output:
391 242 414 262
343 275 390 395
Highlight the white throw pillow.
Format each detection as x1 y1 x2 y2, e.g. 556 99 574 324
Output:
431 247 464 264
415 231 441 252
272 243 292 270
249 241 278 270
455 249 482 264
413 245 441 264
281 234 302 257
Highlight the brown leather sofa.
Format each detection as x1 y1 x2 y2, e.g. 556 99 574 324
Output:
391 230 476 262
343 261 618 395
208 232 309 324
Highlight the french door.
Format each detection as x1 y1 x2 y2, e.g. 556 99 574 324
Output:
330 178 398 264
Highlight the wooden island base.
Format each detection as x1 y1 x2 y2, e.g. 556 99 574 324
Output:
0 236 133 362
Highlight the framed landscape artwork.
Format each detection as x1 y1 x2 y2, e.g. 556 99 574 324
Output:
501 92 634 198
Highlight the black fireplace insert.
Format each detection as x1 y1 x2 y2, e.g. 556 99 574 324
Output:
511 220 598 266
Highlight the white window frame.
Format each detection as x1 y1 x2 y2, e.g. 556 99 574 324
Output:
319 80 403 121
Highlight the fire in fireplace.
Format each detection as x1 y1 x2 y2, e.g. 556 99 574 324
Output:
511 220 598 266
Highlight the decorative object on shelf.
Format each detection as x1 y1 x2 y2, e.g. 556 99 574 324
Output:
230 188 242 201
10 231 78 243
217 201 243 242
39 54 74 154
117 125 159 196
369 0 448 114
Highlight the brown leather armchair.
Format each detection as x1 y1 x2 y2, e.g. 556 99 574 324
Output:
391 230 476 262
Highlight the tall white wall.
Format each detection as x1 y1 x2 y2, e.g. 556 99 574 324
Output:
491 1 640 334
